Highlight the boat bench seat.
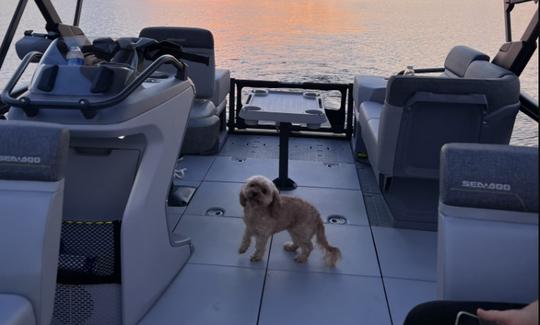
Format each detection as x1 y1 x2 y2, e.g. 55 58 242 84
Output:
437 143 538 303
354 56 521 229
140 27 230 154
0 123 69 325
352 46 491 156
353 46 491 108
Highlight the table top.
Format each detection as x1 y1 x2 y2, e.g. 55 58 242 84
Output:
239 89 328 128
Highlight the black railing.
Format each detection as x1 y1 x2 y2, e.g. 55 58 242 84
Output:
1 52 187 119
228 78 354 139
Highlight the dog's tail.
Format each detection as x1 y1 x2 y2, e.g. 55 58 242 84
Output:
315 219 341 267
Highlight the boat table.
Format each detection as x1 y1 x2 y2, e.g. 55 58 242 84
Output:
239 89 328 190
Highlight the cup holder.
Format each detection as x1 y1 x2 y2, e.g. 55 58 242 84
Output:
244 105 262 111
206 207 226 216
253 89 269 96
327 215 347 225
302 91 318 99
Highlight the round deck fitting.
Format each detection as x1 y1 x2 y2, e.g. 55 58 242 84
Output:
206 207 225 216
327 215 347 225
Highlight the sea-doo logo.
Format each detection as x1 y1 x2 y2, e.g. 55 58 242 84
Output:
461 180 511 192
0 155 42 164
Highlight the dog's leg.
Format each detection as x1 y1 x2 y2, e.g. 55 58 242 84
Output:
283 231 299 252
238 229 252 254
294 240 314 264
250 234 270 262
283 241 299 252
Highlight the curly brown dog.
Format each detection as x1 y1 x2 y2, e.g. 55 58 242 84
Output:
238 175 341 267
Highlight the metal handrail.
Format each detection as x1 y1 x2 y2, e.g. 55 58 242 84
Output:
1 52 187 118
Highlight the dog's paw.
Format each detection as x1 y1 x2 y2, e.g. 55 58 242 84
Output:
250 255 263 262
283 241 298 252
294 255 308 263
238 246 248 254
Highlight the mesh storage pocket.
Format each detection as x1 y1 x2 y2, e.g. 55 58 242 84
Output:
52 283 122 325
57 221 121 284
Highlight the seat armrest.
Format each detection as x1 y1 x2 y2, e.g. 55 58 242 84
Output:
212 69 230 108
0 295 36 325
385 75 520 109
396 67 445 75
353 75 387 106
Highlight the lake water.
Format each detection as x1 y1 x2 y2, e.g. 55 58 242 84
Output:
1 0 538 145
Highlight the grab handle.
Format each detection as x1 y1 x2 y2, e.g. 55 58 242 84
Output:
1 52 188 119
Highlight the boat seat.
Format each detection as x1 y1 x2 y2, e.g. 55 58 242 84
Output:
0 295 36 325
359 100 383 121
140 27 230 154
181 99 220 154
352 46 490 154
353 46 490 106
361 60 520 229
214 68 231 110
437 143 538 303
0 123 69 325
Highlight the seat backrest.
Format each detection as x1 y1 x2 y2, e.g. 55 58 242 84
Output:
437 143 538 303
379 61 520 180
442 46 490 78
140 27 216 99
0 122 69 325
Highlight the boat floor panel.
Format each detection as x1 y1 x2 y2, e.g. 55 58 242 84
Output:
139 264 264 325
268 224 380 277
259 270 392 325
176 215 268 269
219 135 354 163
185 181 244 218
363 193 394 227
145 135 438 325
205 157 360 190
384 277 437 325
175 155 216 182
372 227 437 281
185 181 368 225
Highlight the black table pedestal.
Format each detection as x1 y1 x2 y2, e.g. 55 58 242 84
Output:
273 122 297 190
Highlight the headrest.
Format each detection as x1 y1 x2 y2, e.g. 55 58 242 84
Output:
440 143 538 213
139 27 214 50
0 124 69 182
444 46 490 77
464 61 515 79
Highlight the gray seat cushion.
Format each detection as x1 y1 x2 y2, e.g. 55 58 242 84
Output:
212 69 230 108
0 124 69 182
353 75 387 107
361 118 380 167
444 46 490 78
464 60 515 79
357 101 383 167
359 101 383 121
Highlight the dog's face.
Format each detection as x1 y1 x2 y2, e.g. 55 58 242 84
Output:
240 175 280 208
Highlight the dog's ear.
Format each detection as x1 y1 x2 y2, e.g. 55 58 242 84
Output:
239 186 247 207
270 188 281 210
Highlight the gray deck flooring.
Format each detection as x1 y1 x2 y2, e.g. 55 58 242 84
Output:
144 134 437 325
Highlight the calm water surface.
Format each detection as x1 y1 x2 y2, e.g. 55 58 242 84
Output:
1 0 537 145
